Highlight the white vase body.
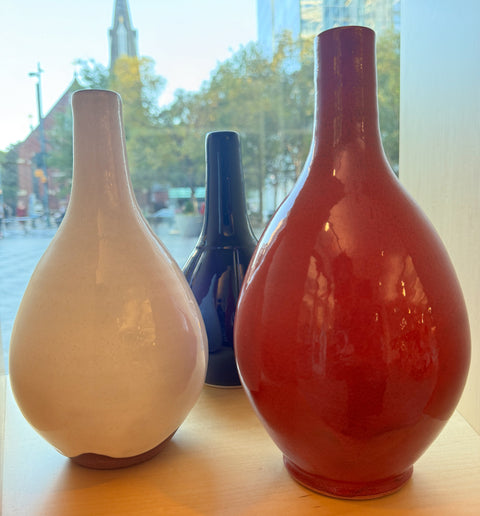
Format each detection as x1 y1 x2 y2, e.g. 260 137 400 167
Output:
9 90 208 467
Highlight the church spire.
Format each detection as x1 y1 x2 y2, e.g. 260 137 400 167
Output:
109 0 138 70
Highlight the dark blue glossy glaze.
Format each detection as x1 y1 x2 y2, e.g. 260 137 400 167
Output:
183 131 257 386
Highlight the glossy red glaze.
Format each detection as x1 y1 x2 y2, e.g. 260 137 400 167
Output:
234 26 471 499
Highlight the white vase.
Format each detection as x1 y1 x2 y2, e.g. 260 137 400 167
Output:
9 89 208 468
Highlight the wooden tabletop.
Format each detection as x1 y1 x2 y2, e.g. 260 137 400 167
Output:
1 374 480 515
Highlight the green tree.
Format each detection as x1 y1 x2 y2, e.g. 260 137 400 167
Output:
189 41 274 214
376 29 400 173
46 60 106 201
156 89 206 193
46 31 400 217
110 56 165 127
46 108 76 202
73 59 110 89
157 36 315 220
261 33 314 205
110 56 166 193
0 147 19 210
47 57 166 198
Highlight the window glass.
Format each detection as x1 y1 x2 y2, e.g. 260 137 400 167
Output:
0 0 400 372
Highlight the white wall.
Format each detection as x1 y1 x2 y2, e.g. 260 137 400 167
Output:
400 0 480 431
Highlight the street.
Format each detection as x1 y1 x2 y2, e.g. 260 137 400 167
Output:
0 221 200 374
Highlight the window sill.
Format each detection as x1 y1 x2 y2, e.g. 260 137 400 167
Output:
2 374 479 515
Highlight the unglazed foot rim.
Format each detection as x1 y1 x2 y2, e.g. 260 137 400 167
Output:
205 382 243 389
69 430 177 469
283 457 413 500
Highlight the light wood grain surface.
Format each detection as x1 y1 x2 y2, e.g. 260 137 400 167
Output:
1 375 480 515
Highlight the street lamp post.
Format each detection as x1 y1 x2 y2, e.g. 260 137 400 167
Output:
29 63 50 226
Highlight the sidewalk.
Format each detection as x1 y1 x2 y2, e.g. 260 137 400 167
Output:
0 222 199 374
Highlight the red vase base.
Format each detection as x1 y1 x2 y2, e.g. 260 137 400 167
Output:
69 430 177 469
284 457 413 500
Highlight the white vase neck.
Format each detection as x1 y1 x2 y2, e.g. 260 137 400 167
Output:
69 90 137 217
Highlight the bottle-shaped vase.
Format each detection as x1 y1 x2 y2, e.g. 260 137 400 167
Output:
234 27 470 498
184 131 257 387
9 89 208 468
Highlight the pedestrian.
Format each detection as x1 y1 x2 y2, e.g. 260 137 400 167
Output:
16 201 27 233
0 202 4 238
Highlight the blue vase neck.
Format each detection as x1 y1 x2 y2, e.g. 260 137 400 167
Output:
197 131 256 248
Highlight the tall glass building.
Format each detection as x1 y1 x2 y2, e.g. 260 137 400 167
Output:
257 0 400 57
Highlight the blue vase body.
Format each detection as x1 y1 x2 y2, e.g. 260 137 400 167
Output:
183 131 257 386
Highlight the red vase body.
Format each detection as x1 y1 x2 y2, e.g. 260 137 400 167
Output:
234 26 470 499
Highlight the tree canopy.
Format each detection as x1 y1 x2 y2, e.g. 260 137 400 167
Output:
44 30 400 218
0 148 19 209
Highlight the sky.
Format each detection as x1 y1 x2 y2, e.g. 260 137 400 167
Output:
0 0 258 151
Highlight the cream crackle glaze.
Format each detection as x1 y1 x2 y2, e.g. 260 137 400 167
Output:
9 89 208 468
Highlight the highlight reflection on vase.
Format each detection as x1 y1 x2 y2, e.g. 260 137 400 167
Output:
184 131 257 387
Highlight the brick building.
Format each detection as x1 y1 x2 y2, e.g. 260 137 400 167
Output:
15 78 81 214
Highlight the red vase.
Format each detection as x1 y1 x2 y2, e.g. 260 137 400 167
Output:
234 26 471 499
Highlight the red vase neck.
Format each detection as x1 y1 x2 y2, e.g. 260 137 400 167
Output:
313 26 382 154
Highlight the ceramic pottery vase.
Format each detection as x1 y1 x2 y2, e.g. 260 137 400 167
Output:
184 131 257 387
234 26 471 499
9 89 208 469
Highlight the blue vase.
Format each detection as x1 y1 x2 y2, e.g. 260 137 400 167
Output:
183 131 257 387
